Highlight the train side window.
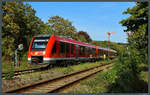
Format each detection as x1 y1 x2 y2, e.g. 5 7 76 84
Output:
83 46 85 56
92 48 94 54
71 44 74 54
66 43 70 54
101 49 103 55
87 47 89 55
79 46 81 55
85 47 86 55
52 42 56 54
60 42 65 54
94 48 96 54
78 46 81 55
89 48 92 54
81 46 84 55
80 46 82 55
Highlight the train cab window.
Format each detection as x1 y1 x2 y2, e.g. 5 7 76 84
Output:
31 36 50 51
52 42 56 54
60 42 65 54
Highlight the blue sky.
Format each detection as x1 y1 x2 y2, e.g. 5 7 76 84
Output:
26 2 135 43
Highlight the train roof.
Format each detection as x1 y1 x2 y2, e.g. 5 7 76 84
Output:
34 34 117 53
55 35 96 48
35 34 51 38
96 45 117 53
54 35 117 52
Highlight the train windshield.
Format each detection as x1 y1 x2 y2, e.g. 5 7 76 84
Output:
32 42 47 49
31 36 50 51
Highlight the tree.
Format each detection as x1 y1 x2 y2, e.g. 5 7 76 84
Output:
107 2 148 92
77 31 92 43
2 2 46 59
119 2 148 65
47 16 78 40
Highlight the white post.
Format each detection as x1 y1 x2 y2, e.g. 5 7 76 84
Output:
14 44 23 66
15 49 18 66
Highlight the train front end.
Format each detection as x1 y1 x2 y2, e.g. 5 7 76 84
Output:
28 35 54 65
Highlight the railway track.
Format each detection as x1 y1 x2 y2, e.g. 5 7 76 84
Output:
3 62 114 93
2 65 49 78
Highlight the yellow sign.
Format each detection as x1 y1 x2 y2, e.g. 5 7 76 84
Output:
104 54 106 60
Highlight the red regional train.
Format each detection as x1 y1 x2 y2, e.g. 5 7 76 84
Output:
28 35 117 65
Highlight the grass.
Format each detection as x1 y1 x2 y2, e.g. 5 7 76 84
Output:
70 58 148 93
2 60 42 73
69 58 119 93
2 58 115 81
2 54 42 72
63 66 74 74
2 58 116 92
79 66 116 93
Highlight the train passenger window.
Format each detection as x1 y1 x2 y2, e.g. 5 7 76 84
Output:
92 48 95 54
52 42 56 54
80 46 82 55
89 48 92 54
98 49 100 55
101 50 104 55
79 46 82 55
66 43 70 54
71 44 74 54
81 46 84 55
60 42 65 54
85 47 87 56
82 46 85 56
79 46 81 55
94 48 96 54
87 47 89 55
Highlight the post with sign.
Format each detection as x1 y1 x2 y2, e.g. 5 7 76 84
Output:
14 44 23 66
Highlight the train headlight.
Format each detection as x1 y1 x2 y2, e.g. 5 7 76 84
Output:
35 52 38 55
43 51 45 55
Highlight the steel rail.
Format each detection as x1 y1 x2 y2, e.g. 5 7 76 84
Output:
3 62 114 93
2 65 49 78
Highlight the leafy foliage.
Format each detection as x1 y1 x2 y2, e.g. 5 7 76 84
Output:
119 2 148 65
107 2 148 92
2 2 51 60
77 31 92 43
47 15 78 40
